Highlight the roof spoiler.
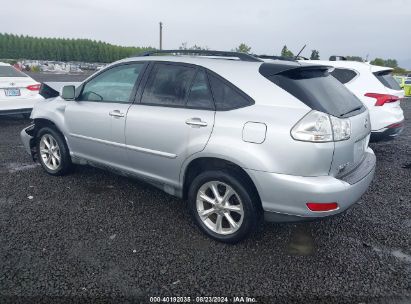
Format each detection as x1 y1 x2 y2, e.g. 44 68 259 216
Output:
259 62 333 77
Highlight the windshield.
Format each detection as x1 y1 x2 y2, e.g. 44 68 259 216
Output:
373 70 401 90
264 67 364 117
0 66 28 77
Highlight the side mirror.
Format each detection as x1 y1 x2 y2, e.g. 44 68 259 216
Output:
61 85 75 100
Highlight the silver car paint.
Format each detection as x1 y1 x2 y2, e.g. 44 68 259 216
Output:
23 56 376 220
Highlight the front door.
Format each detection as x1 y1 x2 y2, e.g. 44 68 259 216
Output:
125 63 215 188
65 62 146 168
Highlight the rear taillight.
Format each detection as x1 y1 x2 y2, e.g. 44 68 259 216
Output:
306 202 339 212
291 110 351 142
365 93 399 106
26 84 41 91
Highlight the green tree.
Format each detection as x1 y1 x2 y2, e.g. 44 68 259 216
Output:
281 45 294 58
310 50 320 60
370 58 385 66
235 43 251 54
0 33 154 63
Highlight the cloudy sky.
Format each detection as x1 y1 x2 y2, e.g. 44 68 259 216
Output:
1 0 410 67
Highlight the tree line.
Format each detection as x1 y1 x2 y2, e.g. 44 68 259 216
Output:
0 33 153 63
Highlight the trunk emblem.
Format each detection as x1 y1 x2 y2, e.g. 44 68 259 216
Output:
364 118 369 129
9 82 15 86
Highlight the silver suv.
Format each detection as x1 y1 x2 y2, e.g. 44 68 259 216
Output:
20 50 376 243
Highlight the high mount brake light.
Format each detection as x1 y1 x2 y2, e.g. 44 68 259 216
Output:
365 93 399 106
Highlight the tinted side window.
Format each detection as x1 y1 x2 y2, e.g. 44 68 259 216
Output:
374 70 401 90
266 68 364 118
186 70 214 110
331 68 357 84
141 63 196 106
208 73 252 110
79 63 144 103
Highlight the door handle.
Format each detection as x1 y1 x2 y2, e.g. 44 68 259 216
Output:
185 118 208 127
109 110 125 118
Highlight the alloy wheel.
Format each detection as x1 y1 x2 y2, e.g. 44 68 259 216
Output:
196 181 244 235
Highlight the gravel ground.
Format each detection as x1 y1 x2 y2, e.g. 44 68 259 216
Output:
0 83 410 302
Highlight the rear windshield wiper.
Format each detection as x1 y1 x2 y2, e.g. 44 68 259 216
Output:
340 106 362 117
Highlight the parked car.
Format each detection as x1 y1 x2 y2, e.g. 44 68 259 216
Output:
0 62 43 116
301 60 404 141
20 50 376 243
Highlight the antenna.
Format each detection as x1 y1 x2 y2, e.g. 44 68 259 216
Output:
294 44 306 60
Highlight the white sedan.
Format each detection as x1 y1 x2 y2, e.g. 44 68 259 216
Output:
0 62 44 117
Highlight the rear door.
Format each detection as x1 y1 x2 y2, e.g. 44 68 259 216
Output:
125 62 215 188
64 62 146 168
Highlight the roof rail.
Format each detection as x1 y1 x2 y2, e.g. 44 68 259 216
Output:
135 50 263 62
329 55 347 61
256 55 297 62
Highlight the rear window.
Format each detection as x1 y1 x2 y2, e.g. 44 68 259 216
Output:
0 66 28 77
265 68 364 117
374 70 401 90
331 68 357 84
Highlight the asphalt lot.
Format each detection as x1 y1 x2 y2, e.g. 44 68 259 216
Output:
0 74 410 303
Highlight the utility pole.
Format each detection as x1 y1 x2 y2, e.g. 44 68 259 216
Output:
159 22 163 50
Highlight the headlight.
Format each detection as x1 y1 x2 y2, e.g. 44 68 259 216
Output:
291 110 351 142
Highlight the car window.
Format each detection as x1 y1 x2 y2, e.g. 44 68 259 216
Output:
79 63 144 103
141 63 196 106
373 70 401 90
265 68 364 118
207 73 252 110
186 70 214 110
330 68 357 84
0 66 28 77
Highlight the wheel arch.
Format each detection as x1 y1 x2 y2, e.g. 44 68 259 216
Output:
181 156 262 210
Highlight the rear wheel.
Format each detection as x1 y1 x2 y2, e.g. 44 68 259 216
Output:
36 127 72 176
188 170 259 243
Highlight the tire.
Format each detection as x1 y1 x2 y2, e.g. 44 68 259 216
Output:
36 127 72 176
188 170 260 243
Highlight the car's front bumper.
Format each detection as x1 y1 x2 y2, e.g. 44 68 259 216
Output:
246 148 376 222
20 125 35 157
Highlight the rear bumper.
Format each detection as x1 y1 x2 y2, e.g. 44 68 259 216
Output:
246 148 376 222
370 121 404 142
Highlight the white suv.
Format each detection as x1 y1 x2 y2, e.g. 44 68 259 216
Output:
302 59 405 141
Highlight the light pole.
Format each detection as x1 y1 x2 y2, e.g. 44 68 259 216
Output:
159 22 163 50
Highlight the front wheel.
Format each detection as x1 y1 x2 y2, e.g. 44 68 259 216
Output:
188 170 260 243
36 127 72 176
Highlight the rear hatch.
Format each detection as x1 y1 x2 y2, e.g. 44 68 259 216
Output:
260 62 371 177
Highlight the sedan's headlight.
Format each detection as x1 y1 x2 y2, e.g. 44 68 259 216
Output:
291 111 351 142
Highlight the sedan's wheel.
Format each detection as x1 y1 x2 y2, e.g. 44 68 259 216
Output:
36 127 72 176
196 181 244 235
39 134 61 171
188 170 260 243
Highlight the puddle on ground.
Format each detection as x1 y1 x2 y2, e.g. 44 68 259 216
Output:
3 162 39 173
373 246 411 263
287 225 314 256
